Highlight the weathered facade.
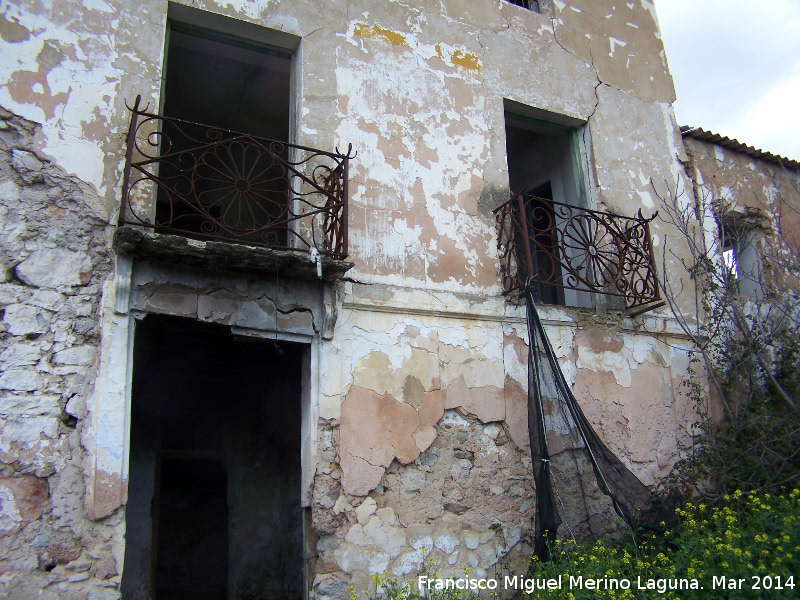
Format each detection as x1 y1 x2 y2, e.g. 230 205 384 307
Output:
0 1 717 598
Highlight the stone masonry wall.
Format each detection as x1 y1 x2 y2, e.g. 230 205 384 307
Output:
0 109 119 598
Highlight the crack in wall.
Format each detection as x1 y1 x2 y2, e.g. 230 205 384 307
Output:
548 14 603 120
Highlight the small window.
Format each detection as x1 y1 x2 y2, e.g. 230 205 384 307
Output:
722 245 738 278
720 221 761 297
504 0 541 13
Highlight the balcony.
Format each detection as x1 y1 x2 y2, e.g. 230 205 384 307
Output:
494 192 664 315
115 96 353 281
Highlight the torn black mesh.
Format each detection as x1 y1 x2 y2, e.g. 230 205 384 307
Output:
525 287 675 559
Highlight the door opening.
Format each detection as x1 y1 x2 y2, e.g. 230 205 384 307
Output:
156 20 294 245
504 105 592 307
121 315 305 600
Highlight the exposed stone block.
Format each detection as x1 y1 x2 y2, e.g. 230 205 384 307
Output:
0 367 42 391
2 414 60 443
313 572 349 600
10 149 44 183
29 289 65 311
434 533 459 554
3 303 52 335
392 548 426 576
86 587 122 600
16 249 89 288
354 496 377 524
0 342 42 366
53 345 95 366
0 393 60 417
0 474 48 536
0 284 31 305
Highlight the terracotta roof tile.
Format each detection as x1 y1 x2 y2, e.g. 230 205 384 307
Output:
680 126 800 171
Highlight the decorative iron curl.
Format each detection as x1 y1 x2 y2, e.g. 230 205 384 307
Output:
493 192 662 311
118 96 352 259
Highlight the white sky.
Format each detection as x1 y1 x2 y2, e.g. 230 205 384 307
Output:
655 0 800 161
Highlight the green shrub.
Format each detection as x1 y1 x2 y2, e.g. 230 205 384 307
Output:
525 489 800 599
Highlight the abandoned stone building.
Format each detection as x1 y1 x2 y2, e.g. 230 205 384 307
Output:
2 0 797 598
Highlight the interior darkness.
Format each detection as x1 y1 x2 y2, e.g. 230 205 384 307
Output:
505 118 570 305
121 315 304 600
156 26 292 241
164 27 291 139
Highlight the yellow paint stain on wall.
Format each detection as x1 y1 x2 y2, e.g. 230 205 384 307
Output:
450 49 481 71
353 23 409 48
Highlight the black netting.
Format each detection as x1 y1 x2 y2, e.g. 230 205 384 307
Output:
524 287 676 559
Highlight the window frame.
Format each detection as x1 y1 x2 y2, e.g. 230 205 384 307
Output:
720 215 763 298
503 0 542 13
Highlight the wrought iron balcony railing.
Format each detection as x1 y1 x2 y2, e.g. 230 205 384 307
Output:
119 96 352 259
494 192 663 313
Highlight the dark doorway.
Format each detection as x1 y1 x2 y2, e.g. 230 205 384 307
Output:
504 108 592 307
162 24 291 140
155 457 229 599
156 22 293 245
122 315 305 600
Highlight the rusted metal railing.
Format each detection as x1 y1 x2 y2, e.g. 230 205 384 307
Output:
119 96 352 259
494 192 663 313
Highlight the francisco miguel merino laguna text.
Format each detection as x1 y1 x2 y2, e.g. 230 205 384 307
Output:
418 574 702 594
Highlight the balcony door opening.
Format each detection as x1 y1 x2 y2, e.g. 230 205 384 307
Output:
121 315 305 600
156 18 294 246
504 104 592 307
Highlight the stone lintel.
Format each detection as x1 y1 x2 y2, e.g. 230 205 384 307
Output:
113 226 354 282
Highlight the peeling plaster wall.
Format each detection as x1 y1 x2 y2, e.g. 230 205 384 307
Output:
315 283 700 595
0 0 705 598
0 0 163 208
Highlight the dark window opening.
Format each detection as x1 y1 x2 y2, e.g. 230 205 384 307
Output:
504 109 591 308
121 315 305 600
156 22 293 244
504 0 541 13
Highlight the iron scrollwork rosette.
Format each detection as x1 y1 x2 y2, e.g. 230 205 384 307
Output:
119 96 351 259
493 192 661 311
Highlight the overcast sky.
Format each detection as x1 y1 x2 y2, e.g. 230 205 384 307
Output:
655 0 800 161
